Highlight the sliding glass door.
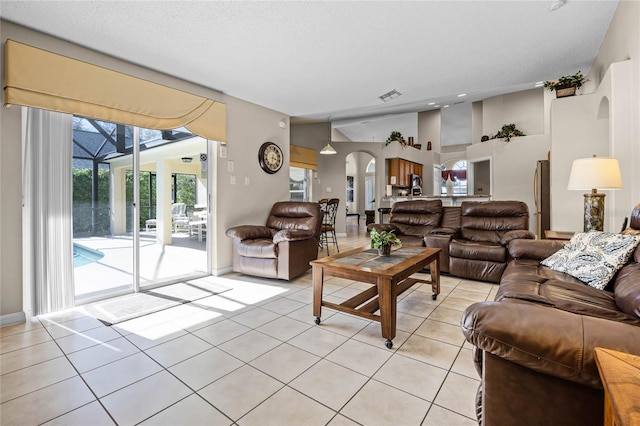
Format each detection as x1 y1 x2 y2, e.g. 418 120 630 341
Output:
138 133 209 288
72 118 209 302
72 118 135 301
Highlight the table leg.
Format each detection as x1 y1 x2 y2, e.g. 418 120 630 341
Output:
312 265 324 324
377 277 396 348
430 257 440 300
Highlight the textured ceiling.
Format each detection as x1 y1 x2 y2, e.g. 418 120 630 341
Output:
1 0 619 141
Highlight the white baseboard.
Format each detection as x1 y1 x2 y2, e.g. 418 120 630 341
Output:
212 267 233 276
0 311 26 327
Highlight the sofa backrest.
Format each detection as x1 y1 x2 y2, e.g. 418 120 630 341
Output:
614 203 640 319
389 200 443 236
390 200 442 226
266 201 322 237
622 203 640 236
460 201 529 243
441 206 461 230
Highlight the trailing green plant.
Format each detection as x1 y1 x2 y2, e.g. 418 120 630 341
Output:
384 131 408 147
370 228 402 249
543 71 588 91
491 124 526 142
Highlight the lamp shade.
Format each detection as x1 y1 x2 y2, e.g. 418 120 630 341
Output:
567 157 623 190
320 142 337 155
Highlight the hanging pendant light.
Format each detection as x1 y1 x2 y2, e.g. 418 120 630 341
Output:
320 142 336 155
319 117 336 155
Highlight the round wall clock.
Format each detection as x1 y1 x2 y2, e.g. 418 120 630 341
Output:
258 141 283 174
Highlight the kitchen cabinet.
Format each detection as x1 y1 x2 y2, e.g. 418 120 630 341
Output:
387 158 423 187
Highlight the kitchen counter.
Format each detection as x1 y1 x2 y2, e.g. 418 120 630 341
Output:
381 195 491 207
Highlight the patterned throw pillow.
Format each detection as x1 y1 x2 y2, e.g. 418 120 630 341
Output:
541 231 640 290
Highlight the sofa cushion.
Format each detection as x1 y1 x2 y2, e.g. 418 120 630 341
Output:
459 201 530 244
396 234 425 247
237 239 277 258
394 223 433 238
498 276 640 325
541 231 640 290
450 239 506 262
390 200 443 227
502 258 585 287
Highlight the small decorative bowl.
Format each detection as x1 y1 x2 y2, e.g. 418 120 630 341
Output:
414 144 422 150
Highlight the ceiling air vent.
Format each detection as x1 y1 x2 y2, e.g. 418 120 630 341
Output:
379 89 401 102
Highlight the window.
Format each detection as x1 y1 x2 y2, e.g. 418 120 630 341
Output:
441 160 468 195
347 176 354 202
366 159 376 173
290 167 312 201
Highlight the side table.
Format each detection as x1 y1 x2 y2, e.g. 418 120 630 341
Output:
544 230 575 241
594 347 640 426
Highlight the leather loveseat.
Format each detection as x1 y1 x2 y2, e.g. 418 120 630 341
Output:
225 201 322 280
370 199 533 280
461 204 640 425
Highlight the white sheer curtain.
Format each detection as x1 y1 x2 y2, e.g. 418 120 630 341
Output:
23 108 74 315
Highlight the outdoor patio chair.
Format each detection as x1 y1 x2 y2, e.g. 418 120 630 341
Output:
172 203 189 233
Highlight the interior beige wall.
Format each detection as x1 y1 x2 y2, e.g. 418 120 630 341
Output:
0 91 22 321
482 88 545 136
0 20 288 320
214 95 290 272
471 101 484 144
417 109 441 153
550 94 609 232
589 0 640 220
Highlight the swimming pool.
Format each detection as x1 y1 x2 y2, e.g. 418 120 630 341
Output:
73 243 105 268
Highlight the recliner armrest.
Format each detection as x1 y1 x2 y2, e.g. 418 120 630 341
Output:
429 227 459 236
500 229 535 246
461 301 640 389
225 225 274 241
508 239 566 260
273 229 315 244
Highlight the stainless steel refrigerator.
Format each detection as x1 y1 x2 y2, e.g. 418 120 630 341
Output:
534 160 550 239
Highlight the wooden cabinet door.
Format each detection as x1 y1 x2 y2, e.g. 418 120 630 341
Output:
388 158 424 187
387 158 400 185
399 160 408 187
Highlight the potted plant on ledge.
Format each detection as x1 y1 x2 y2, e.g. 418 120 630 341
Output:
370 228 402 256
490 123 526 142
544 71 588 98
384 131 408 148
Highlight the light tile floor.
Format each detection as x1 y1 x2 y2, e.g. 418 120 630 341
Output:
1 229 497 425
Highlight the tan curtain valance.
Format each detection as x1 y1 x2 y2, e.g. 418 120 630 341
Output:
4 39 226 142
290 145 317 170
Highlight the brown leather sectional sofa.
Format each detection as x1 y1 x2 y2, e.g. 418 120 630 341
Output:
461 205 640 425
368 199 533 281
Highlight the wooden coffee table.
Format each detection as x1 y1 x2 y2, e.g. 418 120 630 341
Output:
311 246 441 349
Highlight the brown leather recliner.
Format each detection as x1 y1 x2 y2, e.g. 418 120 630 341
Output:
225 201 322 280
448 201 534 282
367 200 444 247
